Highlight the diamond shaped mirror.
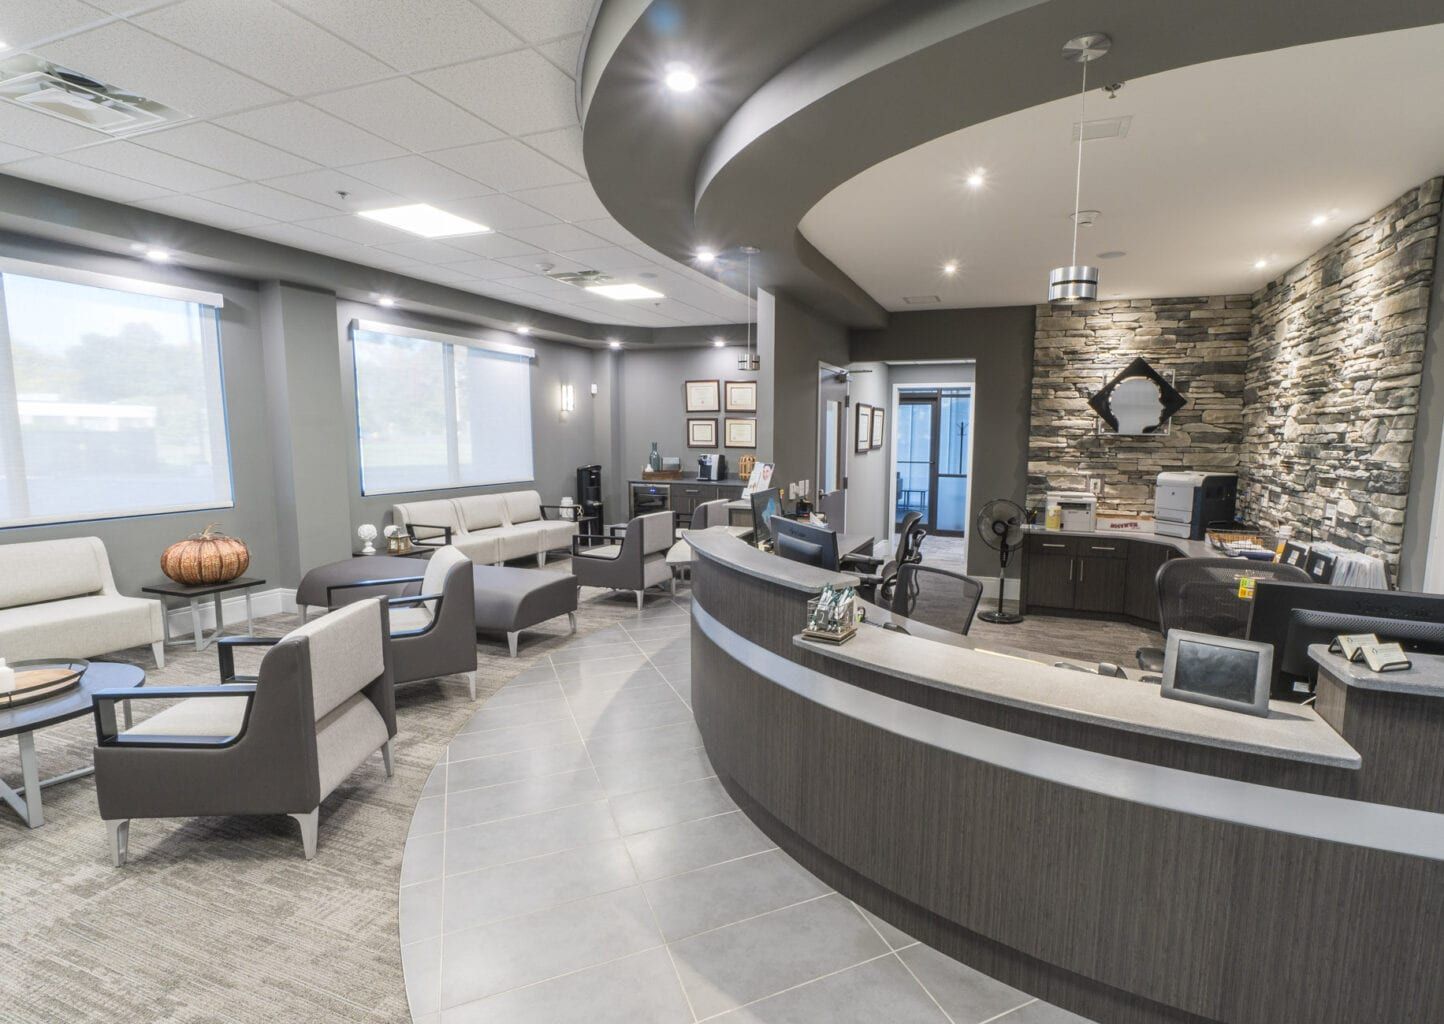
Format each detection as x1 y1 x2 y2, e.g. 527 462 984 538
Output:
1088 356 1185 435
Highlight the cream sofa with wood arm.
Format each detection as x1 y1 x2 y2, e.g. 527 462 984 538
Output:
0 537 164 668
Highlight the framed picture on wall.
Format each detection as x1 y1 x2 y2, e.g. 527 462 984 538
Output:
870 406 884 449
855 403 872 452
687 418 718 448
724 417 757 449
685 379 720 412
725 380 757 412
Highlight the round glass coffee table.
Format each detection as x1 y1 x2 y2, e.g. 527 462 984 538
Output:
0 661 145 828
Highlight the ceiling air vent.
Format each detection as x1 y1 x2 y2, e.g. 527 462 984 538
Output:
546 269 613 287
0 54 184 135
1071 115 1132 142
903 295 940 305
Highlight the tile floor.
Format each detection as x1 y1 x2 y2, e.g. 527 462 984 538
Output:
399 592 1097 1024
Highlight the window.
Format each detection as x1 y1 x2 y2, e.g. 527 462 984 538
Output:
351 320 534 495
0 262 231 529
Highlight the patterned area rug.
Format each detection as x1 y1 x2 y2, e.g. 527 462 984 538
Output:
0 569 655 1024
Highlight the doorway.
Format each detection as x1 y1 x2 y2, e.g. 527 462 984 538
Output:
893 386 972 538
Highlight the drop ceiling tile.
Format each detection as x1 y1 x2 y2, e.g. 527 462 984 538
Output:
196 181 342 221
428 138 577 192
5 156 171 202
279 0 520 72
520 126 584 175
505 275 586 299
373 239 477 264
135 123 318 179
439 231 543 259
416 50 576 136
412 265 477 284
506 221 610 253
496 252 589 275
442 193 559 231
572 216 639 246
264 168 401 211
511 181 607 222
311 78 503 154
339 155 492 203
65 141 242 192
36 22 285 120
216 102 405 166
535 34 584 77
135 0 392 96
0 142 40 165
0 0 109 51
242 221 361 257
136 193 277 230
0 100 109 154
439 258 533 280
474 0 591 45
562 245 655 273
297 214 414 246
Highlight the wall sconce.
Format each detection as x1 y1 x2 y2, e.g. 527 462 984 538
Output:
560 383 575 414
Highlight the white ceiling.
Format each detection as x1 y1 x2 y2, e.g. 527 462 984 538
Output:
0 0 752 328
800 24 1444 311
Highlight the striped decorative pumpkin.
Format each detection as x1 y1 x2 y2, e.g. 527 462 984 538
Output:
160 524 251 586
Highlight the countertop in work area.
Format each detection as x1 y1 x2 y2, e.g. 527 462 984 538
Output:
1022 524 1216 559
627 473 746 485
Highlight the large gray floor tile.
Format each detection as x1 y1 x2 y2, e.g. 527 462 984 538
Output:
592 743 718 799
439 887 663 1009
584 719 706 766
456 698 573 735
994 999 1096 1023
442 840 637 933
445 743 592 792
609 775 736 836
402 832 445 885
499 663 560 687
563 682 684 717
667 893 889 1018
448 718 581 761
853 901 915 950
633 637 690 659
560 664 668 698
549 639 641 663
552 653 654 681
403 936 443 1017
571 696 696 741
710 954 949 1023
624 809 775 882
409 795 445 837
439 946 692 1024
400 878 444 946
445 800 618 876
444 768 602 829
665 675 692 705
479 680 565 707
644 849 831 941
421 763 446 798
898 943 1033 1024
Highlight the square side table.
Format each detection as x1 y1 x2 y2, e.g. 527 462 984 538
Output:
141 577 267 652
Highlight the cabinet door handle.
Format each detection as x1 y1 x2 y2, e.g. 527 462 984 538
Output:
684 488 699 494
1091 545 1116 552
1079 559 1085 582
1067 558 1074 581
1043 542 1067 549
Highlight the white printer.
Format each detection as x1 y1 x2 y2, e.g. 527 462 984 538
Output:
1154 472 1237 539
1045 491 1097 532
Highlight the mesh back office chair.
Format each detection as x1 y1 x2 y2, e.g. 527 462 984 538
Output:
1136 557 1312 671
853 512 927 603
891 563 985 636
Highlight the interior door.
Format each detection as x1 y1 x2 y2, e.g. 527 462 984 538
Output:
817 364 848 529
895 395 937 532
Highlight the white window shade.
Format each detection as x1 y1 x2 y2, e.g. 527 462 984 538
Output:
351 321 535 495
0 270 233 529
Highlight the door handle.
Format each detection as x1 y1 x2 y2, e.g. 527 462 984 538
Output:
1043 542 1066 549
1090 545 1115 552
1079 559 1085 582
1067 558 1074 582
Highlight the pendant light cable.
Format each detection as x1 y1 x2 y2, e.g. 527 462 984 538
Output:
1071 59 1087 268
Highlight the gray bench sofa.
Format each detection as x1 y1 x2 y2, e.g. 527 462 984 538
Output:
392 490 577 567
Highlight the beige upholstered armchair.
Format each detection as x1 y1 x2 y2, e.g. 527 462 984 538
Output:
570 511 676 609
92 598 396 864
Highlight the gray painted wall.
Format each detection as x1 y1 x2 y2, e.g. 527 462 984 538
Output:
844 362 891 543
0 232 283 597
769 290 850 487
851 307 1036 578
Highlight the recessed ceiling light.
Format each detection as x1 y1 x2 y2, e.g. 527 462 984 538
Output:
1253 259 1268 270
378 296 396 307
608 339 622 350
942 261 958 275
144 248 170 262
1310 213 1328 227
966 169 985 187
712 338 726 348
586 283 665 301
695 248 716 264
359 203 490 238
516 325 531 335
664 62 698 93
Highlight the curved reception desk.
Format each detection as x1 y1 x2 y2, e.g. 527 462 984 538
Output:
685 530 1444 1024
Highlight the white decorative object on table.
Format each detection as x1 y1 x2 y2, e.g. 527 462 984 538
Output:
357 523 378 555
0 657 14 694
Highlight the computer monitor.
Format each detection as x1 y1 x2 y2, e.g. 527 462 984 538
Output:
772 517 840 572
1247 580 1444 698
750 487 786 547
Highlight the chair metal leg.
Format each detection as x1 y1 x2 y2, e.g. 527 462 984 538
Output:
465 670 477 701
301 606 310 623
381 739 394 779
150 641 165 669
290 809 319 859
106 818 130 867
537 551 546 567
567 611 577 634
636 590 645 610
507 631 519 657
670 574 677 596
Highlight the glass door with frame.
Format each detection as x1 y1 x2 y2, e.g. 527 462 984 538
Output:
894 387 971 537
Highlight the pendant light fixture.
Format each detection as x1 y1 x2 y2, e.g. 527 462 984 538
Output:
738 246 761 371
1047 32 1110 304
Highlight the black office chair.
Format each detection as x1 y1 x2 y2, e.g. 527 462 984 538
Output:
1136 557 1312 671
890 563 985 636
851 511 926 603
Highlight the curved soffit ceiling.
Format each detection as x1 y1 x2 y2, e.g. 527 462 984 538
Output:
800 24 1444 310
582 0 1444 327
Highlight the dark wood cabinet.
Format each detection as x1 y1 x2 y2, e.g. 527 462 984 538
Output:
1023 536 1077 611
1022 533 1172 626
1124 542 1173 624
1074 551 1127 615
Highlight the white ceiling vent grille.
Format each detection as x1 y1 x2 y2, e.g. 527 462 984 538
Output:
547 269 612 287
0 55 184 136
1072 115 1132 142
903 295 940 305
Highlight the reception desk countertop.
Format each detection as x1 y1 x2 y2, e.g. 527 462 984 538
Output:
1311 644 1444 697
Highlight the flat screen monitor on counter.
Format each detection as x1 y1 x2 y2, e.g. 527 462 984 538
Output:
1161 631 1272 717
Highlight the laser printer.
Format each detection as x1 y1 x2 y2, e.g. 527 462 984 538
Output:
1154 472 1237 539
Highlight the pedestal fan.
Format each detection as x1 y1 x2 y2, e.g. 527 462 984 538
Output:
976 499 1025 624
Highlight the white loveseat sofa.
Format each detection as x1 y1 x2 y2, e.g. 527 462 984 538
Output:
0 537 165 667
392 490 577 567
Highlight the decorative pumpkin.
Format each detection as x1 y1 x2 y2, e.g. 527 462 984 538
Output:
161 524 251 586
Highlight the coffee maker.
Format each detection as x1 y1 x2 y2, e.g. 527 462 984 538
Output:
698 453 727 481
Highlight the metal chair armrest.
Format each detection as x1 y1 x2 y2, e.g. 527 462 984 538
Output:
217 635 280 683
325 576 425 606
388 592 443 607
93 685 257 747
405 524 453 547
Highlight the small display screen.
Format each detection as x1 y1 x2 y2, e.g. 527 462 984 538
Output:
1174 639 1260 705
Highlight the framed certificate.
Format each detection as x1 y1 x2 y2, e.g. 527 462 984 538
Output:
724 417 756 449
725 380 757 412
685 379 720 412
687 418 717 448
870 406 884 449
855 403 872 452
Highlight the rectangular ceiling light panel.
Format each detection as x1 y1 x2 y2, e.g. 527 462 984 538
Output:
584 282 665 301
358 203 491 238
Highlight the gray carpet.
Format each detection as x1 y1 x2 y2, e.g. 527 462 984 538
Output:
0 568 658 1024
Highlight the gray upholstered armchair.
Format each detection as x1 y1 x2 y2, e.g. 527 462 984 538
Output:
571 510 675 609
324 545 479 700
91 598 396 864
